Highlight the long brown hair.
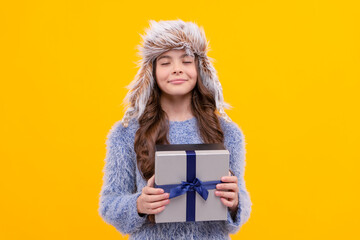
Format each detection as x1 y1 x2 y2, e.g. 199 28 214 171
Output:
134 54 225 222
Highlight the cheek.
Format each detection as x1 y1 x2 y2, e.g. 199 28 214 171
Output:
156 68 169 82
189 66 198 80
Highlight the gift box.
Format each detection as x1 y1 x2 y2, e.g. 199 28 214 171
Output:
154 143 229 223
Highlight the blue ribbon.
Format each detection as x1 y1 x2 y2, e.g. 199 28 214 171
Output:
155 150 222 222
157 178 221 200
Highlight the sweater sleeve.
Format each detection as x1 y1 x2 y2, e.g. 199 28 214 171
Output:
98 121 147 234
224 123 252 234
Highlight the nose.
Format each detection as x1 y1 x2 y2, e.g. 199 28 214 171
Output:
172 61 183 74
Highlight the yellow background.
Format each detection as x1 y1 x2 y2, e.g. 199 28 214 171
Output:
1 0 359 239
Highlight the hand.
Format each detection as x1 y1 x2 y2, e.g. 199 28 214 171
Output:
215 171 239 212
137 175 170 215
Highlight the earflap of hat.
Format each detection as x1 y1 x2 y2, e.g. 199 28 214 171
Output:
121 59 154 127
197 55 233 121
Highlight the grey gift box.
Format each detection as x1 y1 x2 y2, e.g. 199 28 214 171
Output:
154 143 229 223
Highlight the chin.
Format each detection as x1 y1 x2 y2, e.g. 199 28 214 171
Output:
164 89 192 96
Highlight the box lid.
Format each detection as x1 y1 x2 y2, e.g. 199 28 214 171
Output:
155 143 226 151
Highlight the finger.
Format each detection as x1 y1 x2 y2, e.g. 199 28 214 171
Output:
143 186 164 195
215 190 236 199
220 197 234 208
147 175 155 187
148 198 170 210
146 193 170 202
220 176 238 183
148 205 166 215
216 183 239 192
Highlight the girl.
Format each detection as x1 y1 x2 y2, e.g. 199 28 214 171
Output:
99 19 252 240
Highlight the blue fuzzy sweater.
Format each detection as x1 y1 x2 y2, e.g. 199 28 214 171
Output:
98 116 252 240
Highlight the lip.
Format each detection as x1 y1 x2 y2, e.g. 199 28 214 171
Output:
169 79 187 84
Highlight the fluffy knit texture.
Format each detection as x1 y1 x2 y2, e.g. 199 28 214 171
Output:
98 116 252 240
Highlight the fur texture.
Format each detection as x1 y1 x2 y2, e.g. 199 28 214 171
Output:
121 19 232 127
99 116 252 239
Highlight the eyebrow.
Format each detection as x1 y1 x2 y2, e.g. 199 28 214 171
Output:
157 53 192 61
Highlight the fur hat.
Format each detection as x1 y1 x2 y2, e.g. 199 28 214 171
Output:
121 19 232 127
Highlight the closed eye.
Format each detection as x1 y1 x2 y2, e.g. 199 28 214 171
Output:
161 62 192 65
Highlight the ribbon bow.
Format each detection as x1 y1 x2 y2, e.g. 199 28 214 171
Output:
169 177 209 200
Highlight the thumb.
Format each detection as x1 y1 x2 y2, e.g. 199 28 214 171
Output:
147 174 155 187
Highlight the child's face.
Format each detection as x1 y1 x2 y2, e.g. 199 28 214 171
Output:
155 49 197 98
